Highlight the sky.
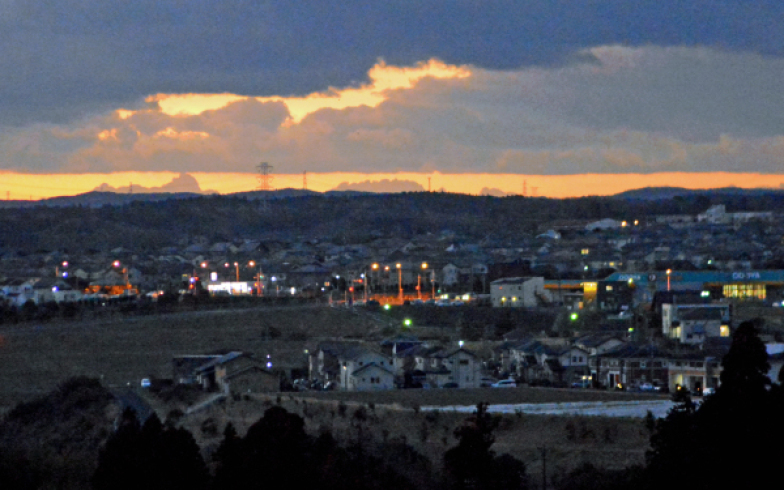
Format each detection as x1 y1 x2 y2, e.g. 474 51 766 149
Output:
1 1 783 199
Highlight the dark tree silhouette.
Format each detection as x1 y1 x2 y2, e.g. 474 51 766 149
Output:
444 402 527 489
93 411 207 490
646 319 782 490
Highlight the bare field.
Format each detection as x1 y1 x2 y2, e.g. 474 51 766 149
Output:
178 392 651 483
0 305 382 410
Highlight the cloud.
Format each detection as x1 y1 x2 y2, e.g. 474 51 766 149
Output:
1 2 782 127
93 173 212 194
331 179 425 193
1 47 783 177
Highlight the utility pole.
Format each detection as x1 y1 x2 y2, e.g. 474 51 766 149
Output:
523 179 527 197
539 446 548 490
427 176 431 192
303 171 307 190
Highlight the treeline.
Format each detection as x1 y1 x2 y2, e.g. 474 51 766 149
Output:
94 401 528 490
2 190 784 252
0 380 528 490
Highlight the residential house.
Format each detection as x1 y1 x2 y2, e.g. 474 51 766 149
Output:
192 351 278 393
174 352 278 393
662 304 731 344
591 344 670 389
337 347 394 391
667 354 722 394
490 277 550 307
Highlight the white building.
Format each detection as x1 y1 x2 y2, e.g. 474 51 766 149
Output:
490 277 550 307
338 349 394 391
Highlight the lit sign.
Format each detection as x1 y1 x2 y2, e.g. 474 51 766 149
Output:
732 272 761 280
207 282 251 294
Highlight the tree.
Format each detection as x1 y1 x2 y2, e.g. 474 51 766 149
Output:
93 411 207 490
444 403 527 489
718 319 770 399
645 319 781 490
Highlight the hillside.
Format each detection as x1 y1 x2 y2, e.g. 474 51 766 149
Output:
2 189 784 252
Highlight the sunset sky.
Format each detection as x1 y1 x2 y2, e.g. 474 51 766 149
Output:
1 2 782 199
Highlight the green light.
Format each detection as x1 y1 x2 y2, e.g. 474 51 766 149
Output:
570 313 578 321
628 328 634 332
403 318 412 327
384 304 391 311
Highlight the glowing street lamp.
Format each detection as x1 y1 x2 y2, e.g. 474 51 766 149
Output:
666 269 672 291
234 262 239 282
396 263 402 302
113 260 129 288
369 263 379 301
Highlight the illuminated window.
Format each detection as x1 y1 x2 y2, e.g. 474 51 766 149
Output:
720 325 730 337
723 284 766 300
606 285 613 291
581 249 590 255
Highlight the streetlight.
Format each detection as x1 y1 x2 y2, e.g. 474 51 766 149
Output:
370 263 379 301
384 265 390 299
233 262 239 282
396 263 402 302
113 260 129 290
56 261 68 278
420 262 429 300
666 269 672 291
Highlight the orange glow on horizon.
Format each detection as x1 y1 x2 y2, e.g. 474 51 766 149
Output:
1 171 784 201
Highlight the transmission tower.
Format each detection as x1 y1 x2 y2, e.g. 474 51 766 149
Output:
256 162 274 191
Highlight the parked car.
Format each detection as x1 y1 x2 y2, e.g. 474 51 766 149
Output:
638 382 656 392
480 377 497 388
491 379 517 388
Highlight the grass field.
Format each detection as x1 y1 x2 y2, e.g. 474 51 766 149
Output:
0 305 378 410
176 391 652 485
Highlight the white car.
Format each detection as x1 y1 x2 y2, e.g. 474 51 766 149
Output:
491 379 517 388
